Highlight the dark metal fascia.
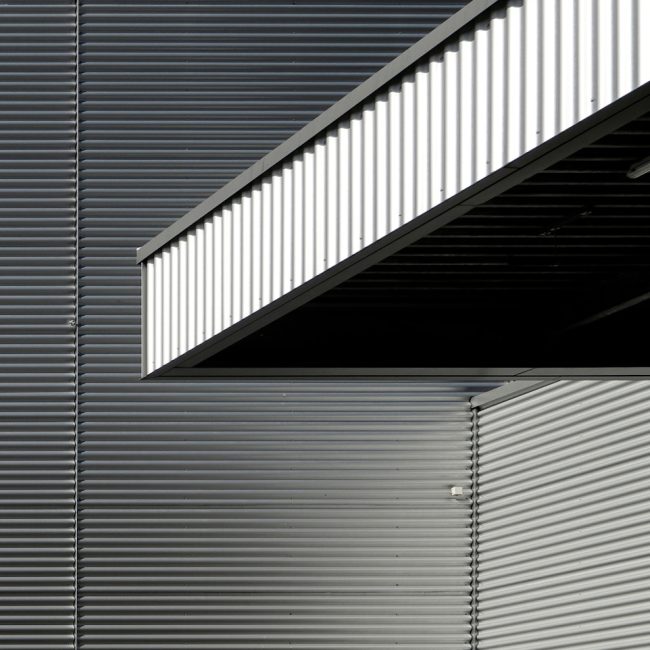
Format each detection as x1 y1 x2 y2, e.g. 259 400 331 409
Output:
148 368 650 380
136 0 503 263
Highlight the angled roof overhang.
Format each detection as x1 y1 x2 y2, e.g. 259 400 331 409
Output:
138 0 650 378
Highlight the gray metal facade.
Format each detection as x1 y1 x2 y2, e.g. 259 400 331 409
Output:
476 380 650 648
0 1 479 647
0 2 77 648
79 379 490 647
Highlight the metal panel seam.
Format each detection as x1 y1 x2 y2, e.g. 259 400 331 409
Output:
73 1 80 647
470 404 480 650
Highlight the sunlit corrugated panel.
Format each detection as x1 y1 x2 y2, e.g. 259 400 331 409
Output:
476 380 650 649
78 379 493 648
140 0 650 376
0 1 76 647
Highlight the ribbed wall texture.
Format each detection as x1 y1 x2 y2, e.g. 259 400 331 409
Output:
75 2 480 648
477 380 650 649
141 0 650 376
0 2 77 648
79 380 491 649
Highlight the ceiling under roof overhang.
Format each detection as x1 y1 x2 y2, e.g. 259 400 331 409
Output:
138 0 650 378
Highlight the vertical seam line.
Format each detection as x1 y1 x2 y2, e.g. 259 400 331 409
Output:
470 404 480 649
73 0 80 647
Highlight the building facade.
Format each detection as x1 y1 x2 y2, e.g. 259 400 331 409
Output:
3 1 650 648
3 2 489 648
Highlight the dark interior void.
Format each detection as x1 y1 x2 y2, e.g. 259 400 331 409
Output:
198 112 650 369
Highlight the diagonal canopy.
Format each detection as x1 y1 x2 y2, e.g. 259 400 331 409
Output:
138 0 650 378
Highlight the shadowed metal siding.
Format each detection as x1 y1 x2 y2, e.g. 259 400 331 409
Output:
75 2 478 647
0 1 77 648
140 0 650 376
476 380 650 649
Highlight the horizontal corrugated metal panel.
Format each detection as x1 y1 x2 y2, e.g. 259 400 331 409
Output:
476 380 650 649
141 0 650 376
78 380 492 648
76 2 488 647
0 1 76 648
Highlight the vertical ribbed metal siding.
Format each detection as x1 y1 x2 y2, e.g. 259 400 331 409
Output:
75 2 482 647
0 1 76 648
141 0 650 376
477 380 650 649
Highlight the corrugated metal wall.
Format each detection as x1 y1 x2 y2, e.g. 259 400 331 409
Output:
78 380 489 648
0 2 77 648
141 0 650 376
75 2 481 647
476 380 650 649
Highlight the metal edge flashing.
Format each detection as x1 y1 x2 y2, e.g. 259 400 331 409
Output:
140 260 147 378
150 368 650 380
470 380 557 411
143 82 650 378
160 367 530 379
515 367 650 377
135 0 502 264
